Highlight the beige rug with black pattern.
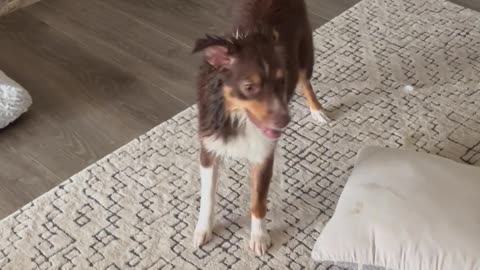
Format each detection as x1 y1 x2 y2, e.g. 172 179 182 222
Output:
2 0 480 269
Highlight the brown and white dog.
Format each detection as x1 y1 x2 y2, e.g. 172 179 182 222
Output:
192 0 330 256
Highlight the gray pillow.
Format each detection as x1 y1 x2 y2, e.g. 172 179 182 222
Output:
0 71 32 129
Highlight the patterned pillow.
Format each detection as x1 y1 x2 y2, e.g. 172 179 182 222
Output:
312 146 480 270
0 71 32 129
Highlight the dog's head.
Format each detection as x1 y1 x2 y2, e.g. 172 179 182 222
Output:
193 31 290 140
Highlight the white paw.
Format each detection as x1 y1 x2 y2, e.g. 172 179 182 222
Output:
193 225 213 248
311 109 331 124
249 232 271 256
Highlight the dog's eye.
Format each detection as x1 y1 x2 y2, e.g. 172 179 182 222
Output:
241 82 259 96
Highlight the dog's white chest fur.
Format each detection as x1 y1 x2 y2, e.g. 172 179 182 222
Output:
202 113 276 164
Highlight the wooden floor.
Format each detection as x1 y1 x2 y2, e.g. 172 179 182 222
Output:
0 0 477 219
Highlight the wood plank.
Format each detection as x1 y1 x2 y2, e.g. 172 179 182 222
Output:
305 9 329 28
305 0 361 22
100 0 229 48
0 139 61 218
25 0 198 104
450 0 480 11
0 0 39 16
0 11 186 167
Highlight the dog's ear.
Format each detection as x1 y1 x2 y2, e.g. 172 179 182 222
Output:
193 35 237 68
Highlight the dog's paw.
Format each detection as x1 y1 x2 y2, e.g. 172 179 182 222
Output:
193 226 213 248
249 232 271 256
311 109 331 124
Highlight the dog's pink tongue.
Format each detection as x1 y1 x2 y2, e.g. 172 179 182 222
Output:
262 128 282 140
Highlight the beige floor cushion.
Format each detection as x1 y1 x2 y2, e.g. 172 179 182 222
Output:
312 146 480 270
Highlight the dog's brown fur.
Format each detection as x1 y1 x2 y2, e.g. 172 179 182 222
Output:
192 0 328 255
229 0 316 77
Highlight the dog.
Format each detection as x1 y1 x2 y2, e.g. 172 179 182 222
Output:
192 0 330 256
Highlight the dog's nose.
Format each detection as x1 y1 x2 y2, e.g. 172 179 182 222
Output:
272 111 290 129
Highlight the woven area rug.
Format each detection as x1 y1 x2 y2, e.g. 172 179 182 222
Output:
2 0 480 269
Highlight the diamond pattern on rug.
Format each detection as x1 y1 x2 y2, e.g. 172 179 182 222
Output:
1 0 480 269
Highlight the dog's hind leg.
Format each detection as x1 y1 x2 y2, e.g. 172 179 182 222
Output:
298 70 331 124
297 28 331 124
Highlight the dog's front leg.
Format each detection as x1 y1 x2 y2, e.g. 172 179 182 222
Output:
249 152 274 256
193 146 218 248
